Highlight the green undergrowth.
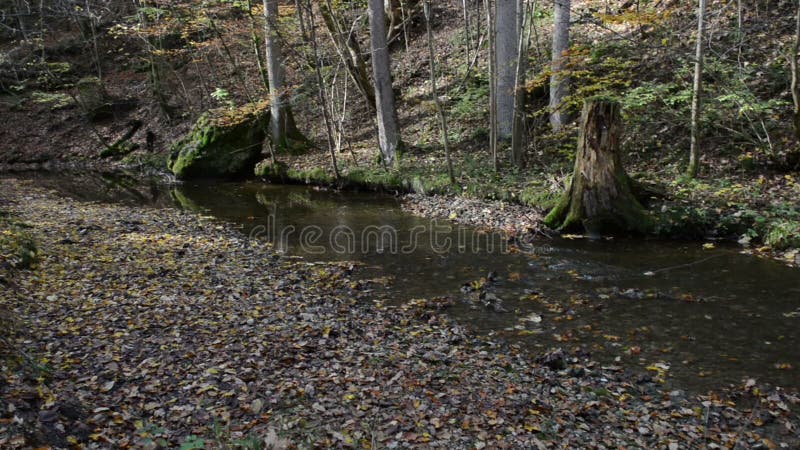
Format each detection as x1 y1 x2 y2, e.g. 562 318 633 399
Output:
257 156 565 209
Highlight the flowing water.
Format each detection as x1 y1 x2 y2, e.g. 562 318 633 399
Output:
9 170 800 393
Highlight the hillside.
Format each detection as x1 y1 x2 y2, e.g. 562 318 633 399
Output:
0 0 799 257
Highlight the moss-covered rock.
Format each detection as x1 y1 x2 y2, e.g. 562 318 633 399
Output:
76 77 112 120
167 101 269 179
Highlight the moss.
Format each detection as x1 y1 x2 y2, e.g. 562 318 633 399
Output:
120 151 169 170
167 102 269 179
285 167 335 185
254 160 288 181
76 76 112 120
519 185 559 210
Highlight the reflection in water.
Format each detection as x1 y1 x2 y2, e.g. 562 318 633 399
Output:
7 171 800 393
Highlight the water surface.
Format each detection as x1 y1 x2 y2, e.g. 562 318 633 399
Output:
11 170 800 393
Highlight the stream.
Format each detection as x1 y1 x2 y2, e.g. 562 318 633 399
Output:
9 169 800 394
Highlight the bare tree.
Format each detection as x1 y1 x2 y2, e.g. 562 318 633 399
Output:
368 0 403 166
687 0 706 178
549 0 570 131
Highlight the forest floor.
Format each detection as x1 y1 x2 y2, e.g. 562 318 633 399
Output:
1 177 800 449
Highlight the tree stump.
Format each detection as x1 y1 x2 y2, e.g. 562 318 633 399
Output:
544 98 652 235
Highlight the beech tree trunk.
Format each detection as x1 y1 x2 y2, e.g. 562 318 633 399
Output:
495 0 519 140
549 0 570 131
544 99 651 235
263 0 306 150
369 0 404 166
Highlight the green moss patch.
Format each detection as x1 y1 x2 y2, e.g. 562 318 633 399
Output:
167 101 270 179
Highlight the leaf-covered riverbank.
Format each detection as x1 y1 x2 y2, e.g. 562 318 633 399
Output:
1 178 798 449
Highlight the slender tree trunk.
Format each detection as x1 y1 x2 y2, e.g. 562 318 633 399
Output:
485 0 498 171
246 0 270 93
789 0 800 168
463 0 472 68
687 0 707 178
298 0 339 179
368 0 404 166
544 99 651 234
263 0 306 150
511 0 532 167
549 0 570 131
495 0 518 140
424 1 455 184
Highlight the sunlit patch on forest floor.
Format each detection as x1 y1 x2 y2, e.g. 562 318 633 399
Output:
1 178 798 448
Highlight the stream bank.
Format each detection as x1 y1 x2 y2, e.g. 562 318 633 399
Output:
2 177 798 448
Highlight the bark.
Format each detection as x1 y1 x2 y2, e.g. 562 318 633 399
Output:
544 99 651 235
549 0 570 131
263 0 306 150
319 1 376 110
495 0 519 140
687 0 706 178
368 0 404 166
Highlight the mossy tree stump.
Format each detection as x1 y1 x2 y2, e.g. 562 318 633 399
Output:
544 98 652 235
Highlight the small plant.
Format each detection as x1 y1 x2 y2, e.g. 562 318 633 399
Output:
211 87 235 109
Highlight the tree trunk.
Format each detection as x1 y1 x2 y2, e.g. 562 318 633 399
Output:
549 0 570 131
544 99 651 235
511 0 532 167
687 0 706 178
263 0 306 150
495 0 518 140
369 0 404 166
297 0 340 179
789 0 800 168
424 1 455 184
484 0 498 171
246 0 270 93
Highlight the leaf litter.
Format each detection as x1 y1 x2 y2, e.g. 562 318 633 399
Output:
1 178 798 448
